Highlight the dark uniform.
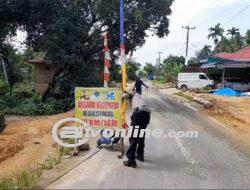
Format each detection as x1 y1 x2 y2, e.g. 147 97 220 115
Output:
134 79 148 95
124 107 151 168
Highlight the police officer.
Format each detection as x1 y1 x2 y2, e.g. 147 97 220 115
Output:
124 106 151 168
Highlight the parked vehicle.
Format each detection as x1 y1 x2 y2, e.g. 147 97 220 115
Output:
177 73 215 91
224 78 250 92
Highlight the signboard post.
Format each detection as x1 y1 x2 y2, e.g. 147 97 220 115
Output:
75 88 122 129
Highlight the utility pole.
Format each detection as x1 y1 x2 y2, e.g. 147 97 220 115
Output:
156 51 163 77
182 26 195 58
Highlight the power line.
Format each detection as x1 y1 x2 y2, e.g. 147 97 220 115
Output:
195 0 242 27
191 4 249 50
186 0 225 24
169 0 225 35
177 42 186 56
223 5 250 25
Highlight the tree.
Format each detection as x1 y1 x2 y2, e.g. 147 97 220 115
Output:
163 55 185 65
196 45 212 60
227 27 240 39
126 58 141 81
162 55 185 83
245 30 250 46
0 44 26 88
0 0 174 97
216 34 244 53
187 57 199 65
143 63 154 76
136 69 148 78
208 23 225 45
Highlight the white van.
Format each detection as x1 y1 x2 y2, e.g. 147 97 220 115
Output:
177 73 215 91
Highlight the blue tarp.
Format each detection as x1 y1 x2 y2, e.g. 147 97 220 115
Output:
213 88 241 97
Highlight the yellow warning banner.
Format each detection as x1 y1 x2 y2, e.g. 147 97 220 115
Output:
75 88 122 129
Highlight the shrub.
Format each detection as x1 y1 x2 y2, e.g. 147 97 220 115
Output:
12 83 34 99
0 112 6 133
0 80 10 95
0 86 69 116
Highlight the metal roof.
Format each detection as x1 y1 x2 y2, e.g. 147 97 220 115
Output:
215 46 250 61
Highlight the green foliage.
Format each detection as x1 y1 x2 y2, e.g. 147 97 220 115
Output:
245 30 250 45
196 45 212 60
0 111 5 134
163 55 185 65
208 23 225 45
227 27 240 39
188 57 199 65
12 83 34 99
126 59 141 81
0 0 174 97
0 169 42 189
207 25 248 54
0 80 9 95
41 154 61 170
216 33 244 53
143 63 154 76
136 69 148 78
0 44 35 89
0 93 69 116
162 55 185 83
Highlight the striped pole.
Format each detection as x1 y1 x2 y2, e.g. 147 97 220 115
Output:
104 32 111 88
120 0 127 127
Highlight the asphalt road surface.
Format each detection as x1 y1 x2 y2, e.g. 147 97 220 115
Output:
48 87 250 189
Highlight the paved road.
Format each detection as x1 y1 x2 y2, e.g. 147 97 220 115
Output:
48 88 250 189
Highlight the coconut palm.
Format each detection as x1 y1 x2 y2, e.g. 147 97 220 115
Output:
196 45 212 60
208 23 225 45
227 27 240 39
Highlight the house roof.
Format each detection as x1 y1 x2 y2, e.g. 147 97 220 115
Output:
215 46 250 61
201 56 250 69
28 56 51 64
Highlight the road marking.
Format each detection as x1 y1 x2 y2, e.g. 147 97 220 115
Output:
175 137 196 165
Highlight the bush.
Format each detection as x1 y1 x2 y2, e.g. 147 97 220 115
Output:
0 82 70 116
0 112 6 133
6 97 68 116
0 80 10 95
12 83 34 99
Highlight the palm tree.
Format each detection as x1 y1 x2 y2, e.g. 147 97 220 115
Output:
227 27 240 39
202 45 212 55
208 23 225 45
196 45 212 60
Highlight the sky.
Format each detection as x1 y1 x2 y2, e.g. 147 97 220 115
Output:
133 0 250 66
13 0 250 66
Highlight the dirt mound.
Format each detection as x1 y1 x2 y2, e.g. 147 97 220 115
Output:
0 111 74 177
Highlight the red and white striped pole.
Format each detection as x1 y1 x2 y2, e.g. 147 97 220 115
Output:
104 32 111 88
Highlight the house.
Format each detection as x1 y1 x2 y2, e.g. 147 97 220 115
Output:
201 46 250 83
184 59 207 72
28 57 57 95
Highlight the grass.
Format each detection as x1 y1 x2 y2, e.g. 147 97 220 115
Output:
152 80 165 85
0 169 42 189
58 138 76 157
41 154 61 170
0 149 64 189
176 92 194 101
